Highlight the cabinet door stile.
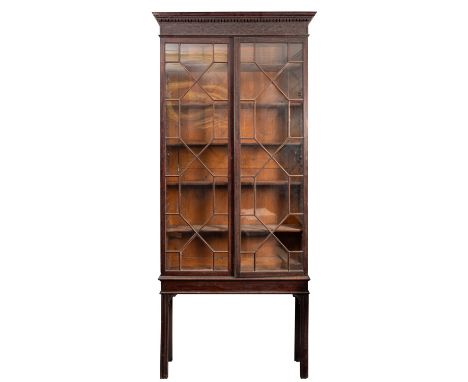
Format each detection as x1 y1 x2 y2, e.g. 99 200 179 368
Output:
233 37 241 277
228 37 234 276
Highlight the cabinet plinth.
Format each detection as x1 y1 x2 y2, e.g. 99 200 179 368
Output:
154 11 315 379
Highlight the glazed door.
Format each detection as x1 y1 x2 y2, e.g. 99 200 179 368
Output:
161 38 306 276
162 39 232 274
236 38 307 276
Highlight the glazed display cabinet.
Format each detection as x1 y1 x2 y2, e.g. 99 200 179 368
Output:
154 12 316 379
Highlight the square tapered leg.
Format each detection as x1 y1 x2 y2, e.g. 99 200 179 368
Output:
294 295 300 362
299 294 309 379
168 295 173 362
160 294 170 379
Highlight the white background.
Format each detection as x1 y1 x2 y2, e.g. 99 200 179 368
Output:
1 0 467 381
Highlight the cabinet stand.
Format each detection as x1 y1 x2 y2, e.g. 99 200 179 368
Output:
160 278 309 379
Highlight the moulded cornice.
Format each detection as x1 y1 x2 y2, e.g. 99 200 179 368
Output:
153 12 316 24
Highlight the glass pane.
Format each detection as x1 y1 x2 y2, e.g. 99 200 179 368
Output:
240 43 254 62
181 236 213 270
165 101 179 137
180 44 213 80
240 102 254 138
165 63 194 99
255 84 288 146
166 252 180 270
289 252 303 271
165 43 179 62
214 103 228 140
275 63 303 99
166 215 194 251
288 43 303 61
255 43 287 78
274 144 303 175
239 63 270 100
165 141 194 176
240 253 254 272
290 103 303 137
214 44 228 62
164 43 229 272
255 236 288 271
239 42 305 273
199 63 228 100
180 84 212 147
214 253 228 270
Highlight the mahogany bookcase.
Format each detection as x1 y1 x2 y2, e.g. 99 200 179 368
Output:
153 12 316 379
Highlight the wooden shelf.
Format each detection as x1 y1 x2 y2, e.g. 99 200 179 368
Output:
166 141 228 147
166 142 302 147
243 224 303 233
166 180 302 186
166 224 302 233
242 180 302 186
166 103 300 107
165 103 228 107
241 103 303 107
167 225 227 233
241 142 302 146
166 181 227 186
